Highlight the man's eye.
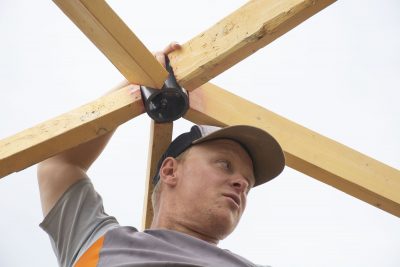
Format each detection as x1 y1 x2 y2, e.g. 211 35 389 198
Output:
217 160 230 170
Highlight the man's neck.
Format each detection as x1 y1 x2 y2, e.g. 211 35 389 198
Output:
150 214 220 245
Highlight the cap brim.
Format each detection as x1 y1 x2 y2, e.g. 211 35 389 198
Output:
193 125 285 186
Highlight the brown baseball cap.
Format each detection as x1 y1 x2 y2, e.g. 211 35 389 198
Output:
153 125 285 187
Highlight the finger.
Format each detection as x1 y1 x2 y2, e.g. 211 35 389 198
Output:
129 84 140 95
154 52 166 67
162 41 181 55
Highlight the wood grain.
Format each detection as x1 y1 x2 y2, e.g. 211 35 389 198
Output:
142 121 173 229
0 86 144 178
169 0 336 90
53 0 168 88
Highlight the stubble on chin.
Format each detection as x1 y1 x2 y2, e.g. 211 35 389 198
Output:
201 202 240 240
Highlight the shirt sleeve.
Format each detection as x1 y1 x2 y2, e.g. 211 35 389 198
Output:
40 178 119 267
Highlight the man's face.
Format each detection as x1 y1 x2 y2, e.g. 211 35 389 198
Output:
173 138 255 241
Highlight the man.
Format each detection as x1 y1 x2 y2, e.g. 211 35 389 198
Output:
37 43 285 267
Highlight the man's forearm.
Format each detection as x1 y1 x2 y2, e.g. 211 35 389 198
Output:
44 128 116 171
37 81 128 216
45 81 131 171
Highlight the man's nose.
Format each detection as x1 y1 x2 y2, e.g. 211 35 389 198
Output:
231 176 249 193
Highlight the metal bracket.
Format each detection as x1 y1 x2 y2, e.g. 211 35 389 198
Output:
140 57 189 123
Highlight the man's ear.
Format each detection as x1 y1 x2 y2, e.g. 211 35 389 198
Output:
159 157 179 187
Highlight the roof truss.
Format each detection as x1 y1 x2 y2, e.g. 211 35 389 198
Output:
0 0 399 227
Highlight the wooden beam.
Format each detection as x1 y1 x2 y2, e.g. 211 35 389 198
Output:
54 0 337 92
169 0 336 91
184 83 400 217
53 0 168 88
142 121 173 230
0 86 144 178
1 0 339 179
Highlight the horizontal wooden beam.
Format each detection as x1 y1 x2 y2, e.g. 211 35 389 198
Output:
184 83 400 217
53 0 168 88
142 121 173 230
0 86 144 178
169 0 336 91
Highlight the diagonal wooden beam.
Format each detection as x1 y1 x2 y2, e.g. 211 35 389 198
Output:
53 0 168 88
55 0 336 91
169 0 337 91
142 121 173 230
0 86 144 178
184 83 400 217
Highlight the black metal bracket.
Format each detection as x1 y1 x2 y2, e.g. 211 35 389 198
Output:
140 57 189 123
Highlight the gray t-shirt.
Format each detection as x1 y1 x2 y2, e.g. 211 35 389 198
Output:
40 178 261 267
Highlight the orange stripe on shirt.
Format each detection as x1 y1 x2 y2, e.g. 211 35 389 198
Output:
74 236 105 267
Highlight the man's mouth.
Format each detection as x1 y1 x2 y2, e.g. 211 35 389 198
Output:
223 193 240 207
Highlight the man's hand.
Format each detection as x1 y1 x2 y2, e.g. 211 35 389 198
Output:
155 42 181 68
129 41 182 94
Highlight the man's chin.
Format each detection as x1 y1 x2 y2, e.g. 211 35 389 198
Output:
207 209 240 240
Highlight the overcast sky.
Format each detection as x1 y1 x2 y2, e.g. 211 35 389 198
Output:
0 0 399 266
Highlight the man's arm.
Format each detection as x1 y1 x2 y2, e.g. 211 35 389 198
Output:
37 130 115 216
36 80 125 217
37 42 181 217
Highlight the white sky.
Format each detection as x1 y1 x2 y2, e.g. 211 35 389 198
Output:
0 0 399 266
